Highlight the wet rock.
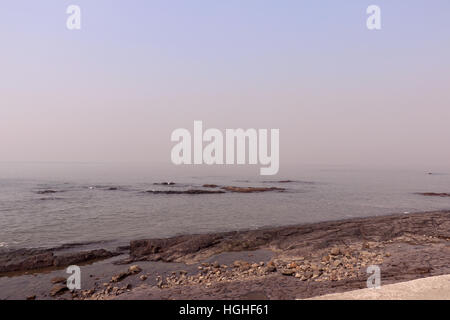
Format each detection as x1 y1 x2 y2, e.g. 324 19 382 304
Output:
36 190 61 195
153 182 176 186
26 295 36 300
146 189 225 195
203 184 219 188
416 192 450 197
221 186 285 193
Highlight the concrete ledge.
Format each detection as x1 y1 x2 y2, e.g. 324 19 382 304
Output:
307 274 450 300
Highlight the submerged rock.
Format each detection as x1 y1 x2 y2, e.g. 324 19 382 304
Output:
146 189 225 195
416 192 450 197
35 190 62 195
220 186 285 193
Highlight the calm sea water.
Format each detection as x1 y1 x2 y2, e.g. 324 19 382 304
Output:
0 163 449 250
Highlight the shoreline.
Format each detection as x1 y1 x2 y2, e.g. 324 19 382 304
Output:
0 210 449 299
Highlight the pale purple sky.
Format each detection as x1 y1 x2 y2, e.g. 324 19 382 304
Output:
1 0 449 171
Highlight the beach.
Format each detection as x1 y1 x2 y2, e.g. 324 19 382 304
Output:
1 210 448 300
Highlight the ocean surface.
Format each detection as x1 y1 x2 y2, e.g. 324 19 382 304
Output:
0 163 449 251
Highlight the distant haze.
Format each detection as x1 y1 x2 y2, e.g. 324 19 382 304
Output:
1 0 450 174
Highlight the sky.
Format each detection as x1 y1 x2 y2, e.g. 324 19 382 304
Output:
1 0 450 174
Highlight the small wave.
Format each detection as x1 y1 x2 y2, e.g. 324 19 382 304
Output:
0 242 8 248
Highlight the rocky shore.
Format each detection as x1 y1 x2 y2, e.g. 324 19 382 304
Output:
0 210 449 300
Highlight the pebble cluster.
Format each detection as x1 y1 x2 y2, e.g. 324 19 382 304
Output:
72 244 388 300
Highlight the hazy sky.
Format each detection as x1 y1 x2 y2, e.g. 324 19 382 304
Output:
1 1 450 171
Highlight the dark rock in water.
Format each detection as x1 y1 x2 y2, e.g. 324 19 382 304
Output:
263 180 315 184
50 284 68 297
35 190 61 195
221 186 285 193
26 295 36 300
263 180 295 183
153 182 176 186
203 184 219 188
0 248 118 274
416 192 450 197
94 185 125 191
146 189 225 195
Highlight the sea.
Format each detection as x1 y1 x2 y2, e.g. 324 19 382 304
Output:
0 162 449 251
